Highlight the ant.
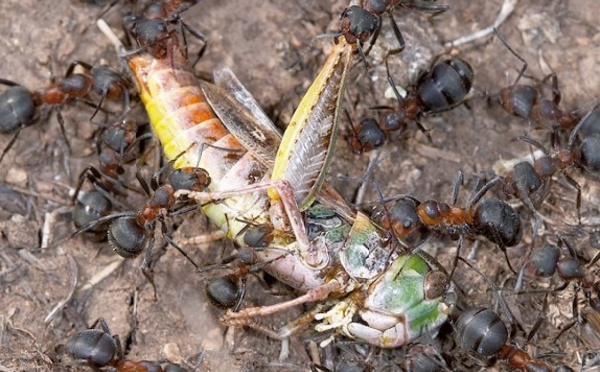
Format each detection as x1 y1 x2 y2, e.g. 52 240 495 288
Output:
0 61 130 163
452 255 575 371
71 118 155 241
494 29 580 133
72 119 151 203
522 238 600 331
73 159 211 296
66 317 187 371
373 171 522 272
202 223 296 312
346 115 387 154
493 105 600 223
123 0 206 66
455 307 567 371
382 57 474 139
348 56 474 151
339 1 449 56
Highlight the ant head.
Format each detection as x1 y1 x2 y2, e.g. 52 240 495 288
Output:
528 244 560 277
243 225 274 248
108 216 146 258
383 111 408 132
473 198 522 248
339 5 380 45
90 66 129 101
169 167 211 192
130 17 170 58
102 120 137 153
498 85 538 119
355 117 386 152
372 197 430 249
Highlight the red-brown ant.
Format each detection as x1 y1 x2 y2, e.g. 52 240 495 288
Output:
522 238 600 330
73 160 210 296
0 61 130 163
339 1 449 56
492 105 600 223
66 318 187 371
373 171 522 273
494 29 580 133
345 55 474 152
123 0 205 66
382 57 474 137
456 307 564 371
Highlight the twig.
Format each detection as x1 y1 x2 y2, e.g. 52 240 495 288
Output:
444 0 518 49
45 255 78 324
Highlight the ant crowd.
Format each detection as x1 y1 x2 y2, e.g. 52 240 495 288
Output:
0 0 598 371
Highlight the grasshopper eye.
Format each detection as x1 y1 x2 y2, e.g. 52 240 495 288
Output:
423 270 448 300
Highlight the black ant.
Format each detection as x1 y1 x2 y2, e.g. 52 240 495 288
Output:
66 317 187 371
349 56 474 151
339 0 449 56
455 307 565 371
522 238 600 337
123 0 206 66
202 223 295 312
0 61 130 163
493 105 600 223
73 159 211 296
71 118 155 241
494 29 581 133
383 57 474 137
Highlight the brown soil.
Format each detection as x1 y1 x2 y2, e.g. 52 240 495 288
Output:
0 0 599 371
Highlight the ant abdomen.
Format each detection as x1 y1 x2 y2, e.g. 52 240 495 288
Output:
456 307 508 357
499 85 538 119
473 198 522 247
417 57 474 112
206 275 240 309
108 216 147 258
529 244 560 277
0 86 35 133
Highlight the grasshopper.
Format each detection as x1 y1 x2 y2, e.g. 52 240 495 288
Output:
106 0 454 348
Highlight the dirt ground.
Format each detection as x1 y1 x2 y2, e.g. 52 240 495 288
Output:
0 0 599 371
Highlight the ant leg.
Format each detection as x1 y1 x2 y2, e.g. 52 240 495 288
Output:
180 21 208 69
0 129 22 165
494 28 527 86
451 170 463 206
363 15 382 56
563 173 582 225
414 120 432 143
55 110 72 154
385 58 405 103
386 12 405 56
159 221 199 270
65 60 93 77
448 236 463 282
541 72 561 106
0 78 21 87
140 231 158 300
